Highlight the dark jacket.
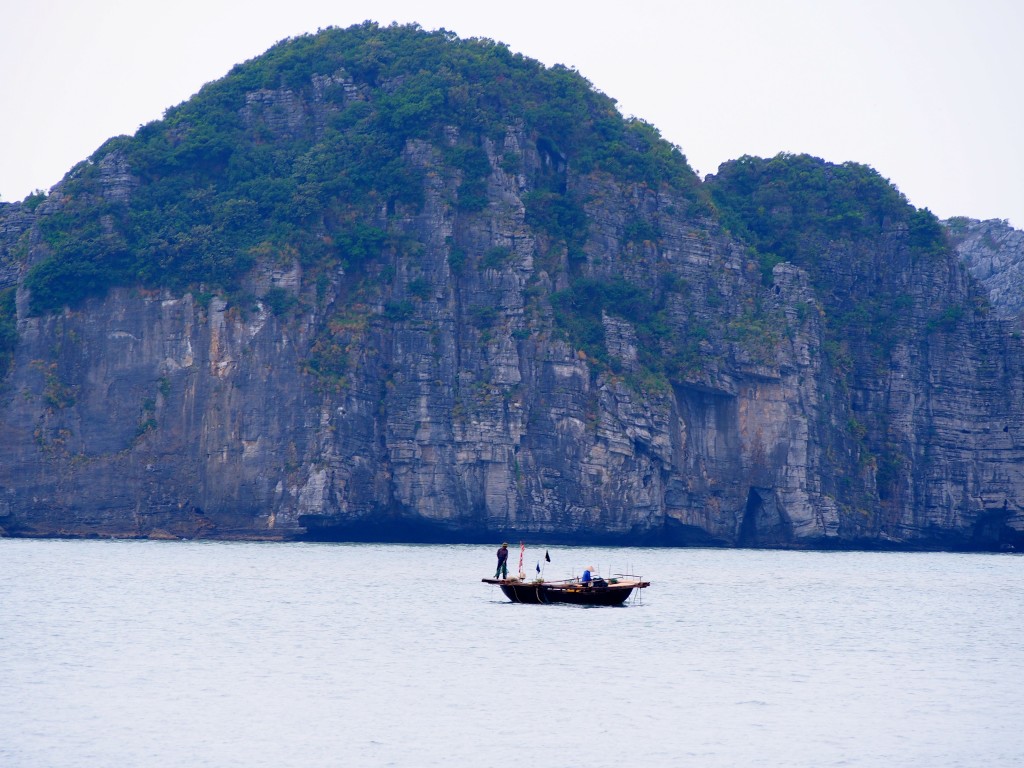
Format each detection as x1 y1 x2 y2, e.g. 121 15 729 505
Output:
496 546 508 563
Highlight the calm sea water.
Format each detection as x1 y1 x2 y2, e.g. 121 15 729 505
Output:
1 540 1021 767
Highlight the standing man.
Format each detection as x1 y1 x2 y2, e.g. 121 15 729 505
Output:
495 542 509 579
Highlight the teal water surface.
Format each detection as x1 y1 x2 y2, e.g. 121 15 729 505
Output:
1 540 1021 767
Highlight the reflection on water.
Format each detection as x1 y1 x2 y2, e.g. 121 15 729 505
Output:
1 540 1021 767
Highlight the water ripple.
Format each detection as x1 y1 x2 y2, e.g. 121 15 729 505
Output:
1 541 1021 767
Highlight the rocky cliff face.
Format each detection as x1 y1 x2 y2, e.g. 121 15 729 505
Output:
1 26 1022 550
946 217 1024 323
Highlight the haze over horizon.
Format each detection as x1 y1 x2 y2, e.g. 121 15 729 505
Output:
2 0 1022 227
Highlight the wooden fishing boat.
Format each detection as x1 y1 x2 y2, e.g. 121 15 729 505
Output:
482 574 650 606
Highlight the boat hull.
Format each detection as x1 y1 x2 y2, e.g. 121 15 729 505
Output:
490 580 646 606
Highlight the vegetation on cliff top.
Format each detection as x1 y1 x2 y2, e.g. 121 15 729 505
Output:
707 153 954 358
707 153 946 271
25 22 696 314
17 24 966 408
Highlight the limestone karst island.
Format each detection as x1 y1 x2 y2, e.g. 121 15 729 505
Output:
1 23 1022 550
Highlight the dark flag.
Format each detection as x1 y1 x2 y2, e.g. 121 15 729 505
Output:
536 562 541 574
545 550 551 562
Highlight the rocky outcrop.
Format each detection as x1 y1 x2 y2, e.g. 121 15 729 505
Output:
1 30 1023 550
946 217 1024 322
0 201 33 288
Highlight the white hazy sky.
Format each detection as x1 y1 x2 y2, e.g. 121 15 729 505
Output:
2 0 1022 225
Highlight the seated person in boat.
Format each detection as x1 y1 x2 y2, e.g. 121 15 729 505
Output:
581 566 607 588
